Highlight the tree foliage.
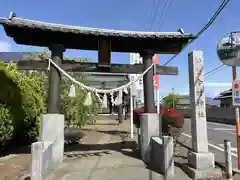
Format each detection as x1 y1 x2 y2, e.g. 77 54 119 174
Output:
164 93 180 108
0 62 45 147
61 72 100 128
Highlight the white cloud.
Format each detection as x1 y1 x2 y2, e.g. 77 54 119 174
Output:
0 41 11 52
205 82 231 87
177 92 189 96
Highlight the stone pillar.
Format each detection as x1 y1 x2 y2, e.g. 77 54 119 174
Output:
140 113 159 163
186 51 221 179
47 44 65 113
139 50 160 163
141 50 155 113
39 114 64 166
36 44 65 169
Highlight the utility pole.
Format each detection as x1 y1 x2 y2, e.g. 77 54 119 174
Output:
172 88 175 108
232 67 240 169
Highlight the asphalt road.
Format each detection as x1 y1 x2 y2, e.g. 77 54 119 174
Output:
182 118 239 170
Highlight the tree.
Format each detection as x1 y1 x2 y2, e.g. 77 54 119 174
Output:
164 93 180 108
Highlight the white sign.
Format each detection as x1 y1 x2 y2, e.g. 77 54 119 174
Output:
217 32 240 67
232 80 240 106
130 53 143 64
129 53 143 91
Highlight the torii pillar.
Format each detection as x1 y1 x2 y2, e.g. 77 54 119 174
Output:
139 50 160 162
39 44 65 167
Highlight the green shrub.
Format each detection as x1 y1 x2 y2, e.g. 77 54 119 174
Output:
0 104 13 147
0 62 45 146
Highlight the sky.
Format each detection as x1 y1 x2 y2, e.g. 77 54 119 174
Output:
0 0 239 98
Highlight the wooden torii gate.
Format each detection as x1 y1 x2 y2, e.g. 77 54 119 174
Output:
0 12 195 119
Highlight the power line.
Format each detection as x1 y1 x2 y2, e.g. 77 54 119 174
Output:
204 64 226 76
163 0 230 66
145 0 157 30
153 0 173 31
147 0 163 31
182 64 227 88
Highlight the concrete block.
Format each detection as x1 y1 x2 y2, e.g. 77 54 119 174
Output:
182 164 222 180
163 136 174 177
184 151 222 179
151 136 174 178
151 137 164 170
140 113 159 163
31 141 54 180
39 114 64 166
188 151 215 170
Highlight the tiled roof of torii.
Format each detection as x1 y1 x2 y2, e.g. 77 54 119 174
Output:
0 12 196 53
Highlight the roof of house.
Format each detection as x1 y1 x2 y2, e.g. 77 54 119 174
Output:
0 12 196 53
214 89 232 100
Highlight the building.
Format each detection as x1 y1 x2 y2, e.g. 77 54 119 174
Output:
214 89 232 108
162 94 220 108
87 72 130 114
178 95 190 109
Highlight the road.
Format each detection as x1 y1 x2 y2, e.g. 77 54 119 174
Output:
182 118 238 170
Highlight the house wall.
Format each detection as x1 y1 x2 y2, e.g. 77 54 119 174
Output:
220 97 232 108
177 107 236 125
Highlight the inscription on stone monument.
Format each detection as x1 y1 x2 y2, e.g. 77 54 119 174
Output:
194 56 206 120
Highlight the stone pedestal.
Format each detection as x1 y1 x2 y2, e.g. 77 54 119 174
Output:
151 136 174 177
39 114 64 166
184 151 221 179
140 113 159 163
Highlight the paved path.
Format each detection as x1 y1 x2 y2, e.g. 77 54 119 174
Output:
46 119 192 180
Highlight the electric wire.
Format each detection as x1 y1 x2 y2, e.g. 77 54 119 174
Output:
145 0 157 30
182 64 228 89
147 0 163 31
153 0 173 31
163 0 230 66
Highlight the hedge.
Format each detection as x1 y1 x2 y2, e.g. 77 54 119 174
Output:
0 62 45 148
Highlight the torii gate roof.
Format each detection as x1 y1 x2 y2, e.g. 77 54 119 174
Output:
0 13 196 53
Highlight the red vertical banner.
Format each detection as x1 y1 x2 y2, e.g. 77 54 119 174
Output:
153 54 159 90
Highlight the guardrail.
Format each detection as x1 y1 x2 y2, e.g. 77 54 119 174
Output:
177 107 236 125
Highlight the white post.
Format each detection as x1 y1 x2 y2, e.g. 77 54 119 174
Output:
130 89 134 139
224 140 233 180
157 89 160 114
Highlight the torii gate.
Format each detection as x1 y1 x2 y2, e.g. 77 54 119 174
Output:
0 12 195 178
0 13 194 115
